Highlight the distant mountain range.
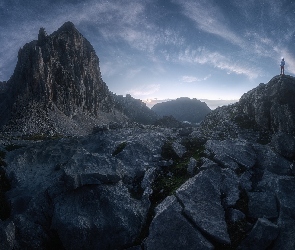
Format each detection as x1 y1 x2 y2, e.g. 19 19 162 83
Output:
151 97 211 123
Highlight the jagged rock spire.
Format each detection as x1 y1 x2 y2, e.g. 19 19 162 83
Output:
37 27 47 46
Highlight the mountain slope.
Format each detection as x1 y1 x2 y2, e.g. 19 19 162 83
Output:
201 75 295 142
0 22 139 135
151 97 211 123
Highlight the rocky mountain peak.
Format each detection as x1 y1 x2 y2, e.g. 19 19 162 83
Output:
152 97 211 123
201 74 295 142
57 21 77 33
0 22 125 135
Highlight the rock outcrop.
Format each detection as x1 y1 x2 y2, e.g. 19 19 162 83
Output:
1 22 170 135
151 97 211 123
201 75 295 144
0 22 126 135
114 94 158 125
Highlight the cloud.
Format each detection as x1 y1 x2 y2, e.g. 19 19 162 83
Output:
200 99 239 110
181 75 211 83
178 47 260 79
127 84 160 97
174 0 245 48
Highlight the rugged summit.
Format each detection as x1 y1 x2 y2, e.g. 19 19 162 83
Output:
0 22 126 135
201 75 295 143
114 94 158 125
151 97 211 123
0 21 166 135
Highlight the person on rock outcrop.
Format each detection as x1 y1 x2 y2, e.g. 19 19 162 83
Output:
280 58 285 75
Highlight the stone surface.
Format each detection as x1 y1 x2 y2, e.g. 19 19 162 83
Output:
271 132 295 159
238 218 279 250
176 167 231 244
221 168 240 207
172 141 186 158
187 157 197 176
205 139 256 169
0 221 15 250
254 144 292 175
227 208 245 223
62 150 123 190
145 196 214 250
248 191 278 219
51 181 148 250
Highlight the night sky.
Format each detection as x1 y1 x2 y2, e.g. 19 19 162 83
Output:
1 0 295 109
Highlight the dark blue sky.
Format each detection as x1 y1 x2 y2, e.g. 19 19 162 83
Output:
1 0 295 108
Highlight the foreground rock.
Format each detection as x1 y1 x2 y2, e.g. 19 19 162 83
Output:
1 127 172 249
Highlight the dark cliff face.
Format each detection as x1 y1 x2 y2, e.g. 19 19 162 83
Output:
239 75 295 133
151 97 211 123
0 22 124 135
10 21 113 116
114 94 159 125
201 75 295 141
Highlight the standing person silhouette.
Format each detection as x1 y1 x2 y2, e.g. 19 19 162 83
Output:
280 58 285 75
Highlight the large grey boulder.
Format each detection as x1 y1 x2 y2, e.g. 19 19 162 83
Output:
221 168 240 207
171 141 186 158
271 132 295 159
205 139 256 170
51 181 149 250
12 214 49 249
254 144 292 175
187 157 198 176
273 217 295 250
62 149 122 190
145 196 213 250
248 192 278 219
176 167 231 244
238 218 279 250
0 221 15 250
227 208 245 223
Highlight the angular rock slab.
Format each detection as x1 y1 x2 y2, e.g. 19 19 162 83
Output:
145 196 214 250
63 149 123 190
172 141 186 158
276 178 295 219
254 144 291 175
271 132 295 159
238 218 279 250
0 221 15 250
221 168 240 208
51 181 148 250
176 167 231 244
273 216 295 250
248 191 278 219
205 139 256 169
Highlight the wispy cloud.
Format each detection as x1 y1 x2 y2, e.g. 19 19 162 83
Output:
178 47 260 79
181 75 211 83
174 0 245 48
127 84 160 97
